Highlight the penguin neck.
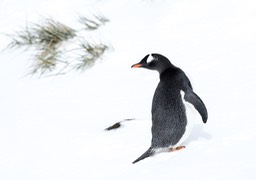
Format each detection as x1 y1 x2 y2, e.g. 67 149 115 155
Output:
159 66 177 81
155 61 173 74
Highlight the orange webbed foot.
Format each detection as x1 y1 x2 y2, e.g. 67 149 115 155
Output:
169 146 186 152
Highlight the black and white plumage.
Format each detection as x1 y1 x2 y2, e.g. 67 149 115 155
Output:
131 53 208 164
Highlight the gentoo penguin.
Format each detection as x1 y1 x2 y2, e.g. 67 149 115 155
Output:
131 53 208 164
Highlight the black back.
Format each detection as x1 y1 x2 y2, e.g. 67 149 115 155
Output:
151 67 188 147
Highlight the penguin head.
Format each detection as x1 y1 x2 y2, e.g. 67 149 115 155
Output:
131 53 173 74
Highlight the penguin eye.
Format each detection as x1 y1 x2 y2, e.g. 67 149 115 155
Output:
148 58 159 66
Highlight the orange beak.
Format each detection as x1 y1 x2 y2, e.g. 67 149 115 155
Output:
131 63 142 68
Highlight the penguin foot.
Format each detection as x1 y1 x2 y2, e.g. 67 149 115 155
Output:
169 146 186 152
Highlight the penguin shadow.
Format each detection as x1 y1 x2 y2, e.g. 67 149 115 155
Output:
184 124 212 145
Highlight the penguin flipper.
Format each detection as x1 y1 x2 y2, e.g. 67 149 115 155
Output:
184 88 208 123
133 147 155 164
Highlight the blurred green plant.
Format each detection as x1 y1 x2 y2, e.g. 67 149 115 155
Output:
5 14 111 77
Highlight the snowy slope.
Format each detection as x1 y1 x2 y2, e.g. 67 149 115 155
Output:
1 0 256 180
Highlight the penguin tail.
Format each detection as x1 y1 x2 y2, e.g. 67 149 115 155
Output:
132 147 155 164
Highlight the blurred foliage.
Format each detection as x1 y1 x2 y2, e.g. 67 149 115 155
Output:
78 14 109 30
5 14 111 77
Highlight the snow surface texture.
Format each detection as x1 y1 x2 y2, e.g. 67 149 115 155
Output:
1 0 256 179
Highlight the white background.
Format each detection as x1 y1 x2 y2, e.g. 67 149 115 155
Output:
0 0 256 179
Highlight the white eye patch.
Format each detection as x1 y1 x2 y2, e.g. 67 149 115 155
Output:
147 54 155 63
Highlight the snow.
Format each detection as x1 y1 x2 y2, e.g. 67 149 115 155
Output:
1 0 256 179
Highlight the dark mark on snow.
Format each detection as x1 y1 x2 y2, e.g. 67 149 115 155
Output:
105 118 135 131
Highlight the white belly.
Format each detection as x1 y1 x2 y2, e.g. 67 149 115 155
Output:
171 90 198 148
